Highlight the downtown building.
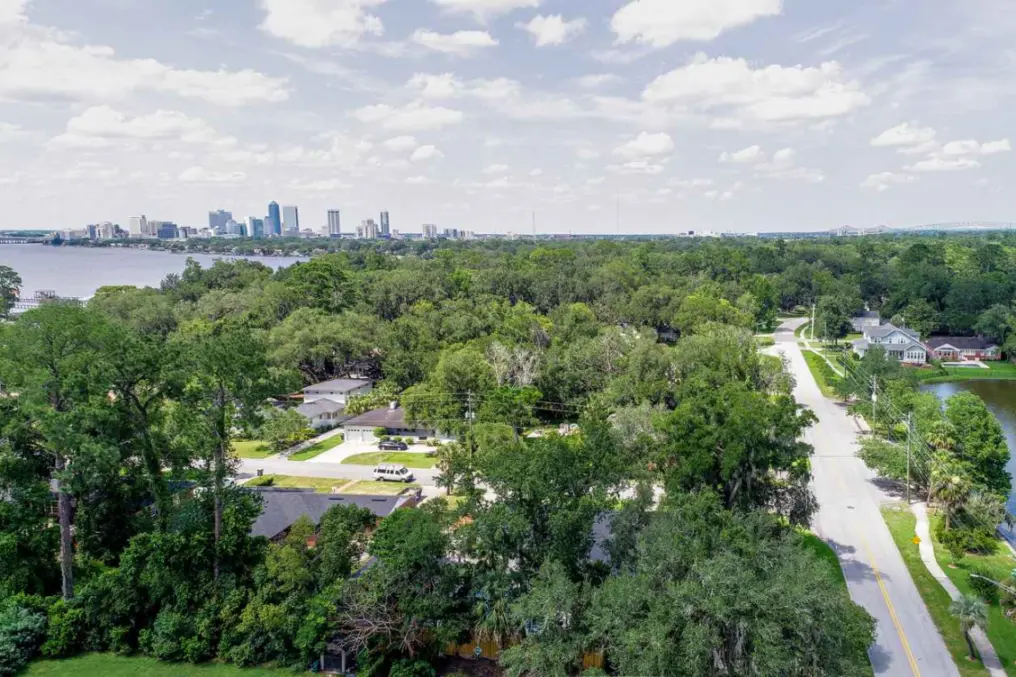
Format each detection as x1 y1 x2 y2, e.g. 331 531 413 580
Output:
327 210 341 238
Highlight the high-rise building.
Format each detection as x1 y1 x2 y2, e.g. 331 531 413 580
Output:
422 224 438 239
128 215 148 238
99 222 115 240
247 217 265 239
267 201 282 236
327 210 341 238
208 210 232 234
380 211 390 238
152 221 178 240
361 219 379 239
282 205 299 234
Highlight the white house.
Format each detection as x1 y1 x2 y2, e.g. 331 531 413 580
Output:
851 323 927 365
302 378 373 404
850 311 881 333
295 398 349 430
341 404 448 444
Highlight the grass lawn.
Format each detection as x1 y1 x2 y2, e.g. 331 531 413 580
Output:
342 451 438 469
340 480 421 495
928 513 1016 675
287 434 345 461
802 349 842 399
246 474 347 493
231 440 273 459
26 654 301 676
881 506 991 676
917 362 1016 384
795 322 812 339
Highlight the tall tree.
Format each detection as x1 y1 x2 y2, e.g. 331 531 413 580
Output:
172 320 273 579
0 265 22 319
945 392 1011 497
0 304 113 599
950 594 988 662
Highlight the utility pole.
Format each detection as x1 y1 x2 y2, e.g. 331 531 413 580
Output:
906 413 913 505
810 303 816 341
871 376 878 423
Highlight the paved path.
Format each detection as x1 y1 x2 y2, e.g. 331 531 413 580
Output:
912 503 1006 676
777 318 959 677
238 456 440 487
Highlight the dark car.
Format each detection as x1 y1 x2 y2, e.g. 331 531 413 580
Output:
379 440 409 451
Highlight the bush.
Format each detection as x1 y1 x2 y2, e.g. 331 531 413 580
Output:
390 658 437 677
0 606 47 677
39 599 85 658
1000 577 1016 621
969 566 1000 603
403 437 415 445
246 476 275 487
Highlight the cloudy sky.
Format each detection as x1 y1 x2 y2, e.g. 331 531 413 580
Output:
0 0 1013 234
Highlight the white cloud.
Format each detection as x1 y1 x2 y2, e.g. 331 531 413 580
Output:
614 132 674 159
870 122 937 149
405 175 431 184
178 167 246 183
942 138 1011 156
720 145 764 163
575 73 620 89
408 72 462 98
612 0 782 48
410 144 443 161
381 135 418 151
431 0 539 20
482 163 509 174
529 168 543 176
705 190 734 201
905 157 981 172
0 29 289 106
670 177 714 188
289 178 352 191
1 0 27 25
519 14 587 47
607 160 665 175
352 102 464 131
0 121 26 142
258 0 386 48
412 29 498 56
861 172 917 192
643 54 869 124
48 106 233 149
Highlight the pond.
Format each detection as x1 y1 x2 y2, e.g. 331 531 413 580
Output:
921 380 1016 512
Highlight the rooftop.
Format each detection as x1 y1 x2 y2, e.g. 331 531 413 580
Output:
295 397 346 418
926 336 999 350
343 405 417 429
250 487 410 539
865 323 920 341
304 378 373 393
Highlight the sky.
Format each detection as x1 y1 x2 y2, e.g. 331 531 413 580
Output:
0 0 1013 234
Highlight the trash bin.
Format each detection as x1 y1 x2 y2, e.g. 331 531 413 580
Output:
257 469 264 477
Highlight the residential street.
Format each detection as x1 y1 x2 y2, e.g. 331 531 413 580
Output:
238 456 440 487
776 318 958 677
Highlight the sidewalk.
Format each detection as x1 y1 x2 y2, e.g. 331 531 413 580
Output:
911 502 1006 676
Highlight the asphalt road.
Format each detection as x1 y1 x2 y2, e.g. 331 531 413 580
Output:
776 319 958 677
238 456 440 486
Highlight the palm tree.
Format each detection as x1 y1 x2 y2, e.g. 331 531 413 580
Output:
950 594 988 662
930 458 972 531
926 420 957 453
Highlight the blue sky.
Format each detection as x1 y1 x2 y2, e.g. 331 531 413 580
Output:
0 0 1013 234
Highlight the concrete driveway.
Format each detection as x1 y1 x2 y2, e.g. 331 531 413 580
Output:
308 439 438 464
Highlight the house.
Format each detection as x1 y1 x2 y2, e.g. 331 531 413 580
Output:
303 378 373 404
295 397 352 430
341 403 446 443
296 379 373 430
852 323 927 365
250 487 419 541
850 311 881 333
925 336 1001 362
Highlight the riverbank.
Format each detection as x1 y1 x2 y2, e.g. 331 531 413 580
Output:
918 363 1016 384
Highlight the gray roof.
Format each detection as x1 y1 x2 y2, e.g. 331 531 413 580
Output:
250 488 407 539
853 338 925 353
852 311 880 320
303 378 372 394
926 336 998 351
296 398 346 418
865 323 920 341
343 406 423 430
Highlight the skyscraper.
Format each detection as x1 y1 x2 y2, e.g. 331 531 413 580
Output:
282 205 300 234
247 217 265 239
267 201 282 237
380 211 390 238
422 224 438 239
361 219 379 239
128 215 147 238
208 210 232 234
327 210 341 238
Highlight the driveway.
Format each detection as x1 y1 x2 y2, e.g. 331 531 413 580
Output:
307 439 438 464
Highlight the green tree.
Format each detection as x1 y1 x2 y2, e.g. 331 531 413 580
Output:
261 408 314 453
281 254 355 314
945 392 1011 497
0 304 114 599
814 295 855 343
975 304 1015 345
950 594 988 662
268 308 379 385
672 294 752 336
0 266 22 318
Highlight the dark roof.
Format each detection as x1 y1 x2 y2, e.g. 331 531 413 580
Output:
343 406 422 429
304 379 373 393
926 336 999 350
250 488 407 539
852 311 880 320
296 398 346 418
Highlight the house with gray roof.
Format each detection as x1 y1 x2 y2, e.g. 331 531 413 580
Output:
250 487 419 541
850 311 881 333
296 397 352 430
341 403 448 443
303 378 373 404
925 336 1001 362
852 323 927 365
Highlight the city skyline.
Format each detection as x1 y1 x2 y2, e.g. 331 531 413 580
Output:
0 0 1013 233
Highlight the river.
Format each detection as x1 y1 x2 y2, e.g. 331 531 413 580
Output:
0 245 304 299
921 380 1016 512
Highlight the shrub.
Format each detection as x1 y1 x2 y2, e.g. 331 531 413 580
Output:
40 599 86 658
403 437 414 445
246 476 275 487
0 606 47 677
1000 577 1016 621
390 658 437 677
969 566 1000 604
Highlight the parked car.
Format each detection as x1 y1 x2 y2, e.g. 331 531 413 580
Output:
379 440 409 451
372 463 414 483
